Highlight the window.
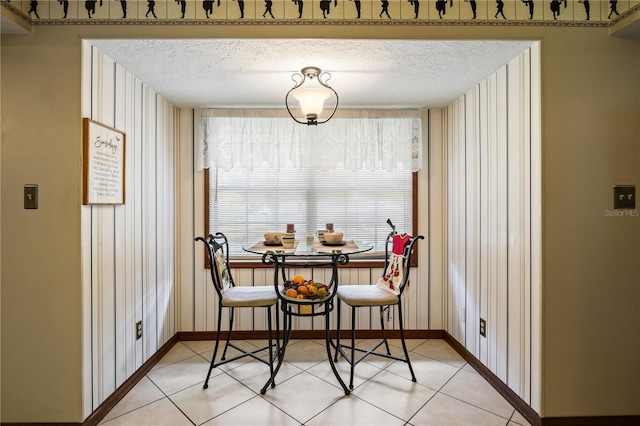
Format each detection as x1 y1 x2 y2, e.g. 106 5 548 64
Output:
206 168 417 259
201 110 422 262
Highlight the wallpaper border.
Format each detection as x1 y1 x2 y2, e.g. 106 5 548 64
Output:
4 0 638 27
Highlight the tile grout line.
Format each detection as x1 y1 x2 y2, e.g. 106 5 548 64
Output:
400 359 466 425
435 366 518 423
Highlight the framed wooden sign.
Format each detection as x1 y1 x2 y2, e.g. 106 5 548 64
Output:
83 118 126 205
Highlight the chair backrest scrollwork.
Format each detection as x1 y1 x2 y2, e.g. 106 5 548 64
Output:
195 232 235 298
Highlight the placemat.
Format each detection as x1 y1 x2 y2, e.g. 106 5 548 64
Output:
249 240 299 251
312 239 359 250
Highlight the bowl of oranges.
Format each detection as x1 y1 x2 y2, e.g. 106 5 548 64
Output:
282 274 330 302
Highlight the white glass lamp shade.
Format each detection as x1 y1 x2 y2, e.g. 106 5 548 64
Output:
293 88 330 119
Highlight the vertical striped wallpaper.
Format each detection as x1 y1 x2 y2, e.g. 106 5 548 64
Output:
443 44 542 411
81 42 178 417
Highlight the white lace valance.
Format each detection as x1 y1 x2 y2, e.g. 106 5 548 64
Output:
199 109 423 172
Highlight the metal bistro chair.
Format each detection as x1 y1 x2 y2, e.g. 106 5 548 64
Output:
334 221 423 389
195 232 279 390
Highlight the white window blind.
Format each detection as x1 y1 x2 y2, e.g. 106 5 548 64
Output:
208 166 414 256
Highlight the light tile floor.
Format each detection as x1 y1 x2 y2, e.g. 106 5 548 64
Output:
99 339 532 426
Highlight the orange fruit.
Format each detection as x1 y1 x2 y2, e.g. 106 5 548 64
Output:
307 285 318 294
297 285 308 294
296 294 305 299
285 289 298 298
292 274 305 284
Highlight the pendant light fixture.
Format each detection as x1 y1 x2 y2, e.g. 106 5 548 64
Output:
285 66 338 125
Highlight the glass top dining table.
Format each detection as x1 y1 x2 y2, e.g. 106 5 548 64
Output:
242 238 374 258
242 237 373 395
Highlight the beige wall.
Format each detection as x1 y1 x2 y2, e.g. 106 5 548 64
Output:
539 28 640 416
1 29 84 421
1 21 639 422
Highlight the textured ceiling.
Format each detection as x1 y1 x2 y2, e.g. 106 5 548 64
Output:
89 38 536 109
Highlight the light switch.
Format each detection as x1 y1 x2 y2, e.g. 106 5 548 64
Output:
613 185 635 209
24 184 38 209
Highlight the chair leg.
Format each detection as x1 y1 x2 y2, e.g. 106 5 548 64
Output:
334 297 342 362
204 305 224 389
379 306 392 355
274 300 280 356
267 305 275 381
349 306 356 390
221 307 235 361
397 302 416 382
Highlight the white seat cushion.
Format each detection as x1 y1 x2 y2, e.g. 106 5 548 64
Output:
337 285 399 307
221 286 278 307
